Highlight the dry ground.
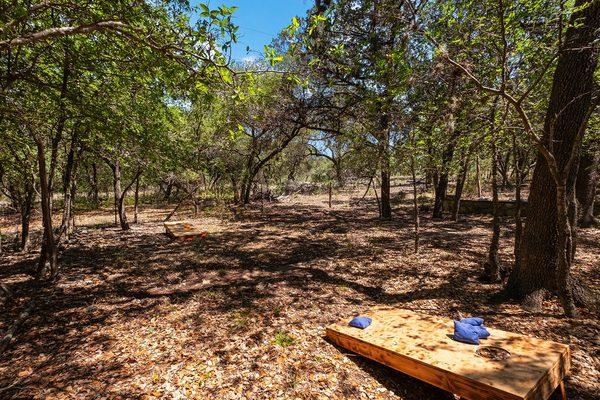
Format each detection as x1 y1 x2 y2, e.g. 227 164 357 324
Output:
0 189 599 400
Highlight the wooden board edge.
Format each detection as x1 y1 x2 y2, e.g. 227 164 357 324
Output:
325 326 523 400
524 345 570 400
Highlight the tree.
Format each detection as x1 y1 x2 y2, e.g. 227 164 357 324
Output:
507 0 600 314
0 1 237 278
0 132 36 251
295 0 415 220
413 0 599 314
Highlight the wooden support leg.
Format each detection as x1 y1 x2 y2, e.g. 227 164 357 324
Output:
550 381 567 400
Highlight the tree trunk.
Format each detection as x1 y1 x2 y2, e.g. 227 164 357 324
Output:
241 171 255 205
507 0 600 311
380 168 391 220
35 141 58 280
576 147 598 227
433 70 460 219
59 130 79 241
476 155 482 198
452 154 470 221
111 159 130 230
512 131 524 271
483 131 502 283
133 175 140 224
482 97 504 283
69 171 78 236
410 152 420 253
555 183 577 316
433 138 460 219
432 172 449 219
334 161 344 187
19 198 32 252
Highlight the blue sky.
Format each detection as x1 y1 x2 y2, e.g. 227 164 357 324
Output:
194 0 312 62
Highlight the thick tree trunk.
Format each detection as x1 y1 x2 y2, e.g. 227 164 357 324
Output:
576 147 598 227
555 183 577 316
507 0 600 311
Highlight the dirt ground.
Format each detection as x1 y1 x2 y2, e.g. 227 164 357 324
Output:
1 189 599 400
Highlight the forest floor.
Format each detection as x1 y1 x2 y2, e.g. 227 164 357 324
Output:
0 187 599 400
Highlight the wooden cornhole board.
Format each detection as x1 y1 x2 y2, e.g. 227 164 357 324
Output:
164 221 206 240
326 308 570 400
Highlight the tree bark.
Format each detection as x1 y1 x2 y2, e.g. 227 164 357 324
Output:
507 0 600 311
476 155 482 198
433 171 449 219
512 131 524 271
133 175 140 224
576 147 598 227
452 154 470 221
19 194 33 252
433 70 460 219
482 97 505 283
380 168 392 220
110 158 130 230
483 130 502 282
410 151 420 253
35 141 58 280
58 129 79 241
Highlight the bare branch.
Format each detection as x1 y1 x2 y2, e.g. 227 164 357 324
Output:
0 21 139 48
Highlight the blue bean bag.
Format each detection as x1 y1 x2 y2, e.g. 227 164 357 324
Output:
460 317 484 326
453 320 480 344
349 316 372 329
474 325 490 339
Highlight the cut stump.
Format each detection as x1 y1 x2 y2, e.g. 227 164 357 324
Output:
326 307 570 400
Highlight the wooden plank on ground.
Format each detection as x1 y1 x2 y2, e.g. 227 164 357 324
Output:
164 221 206 240
326 307 570 400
